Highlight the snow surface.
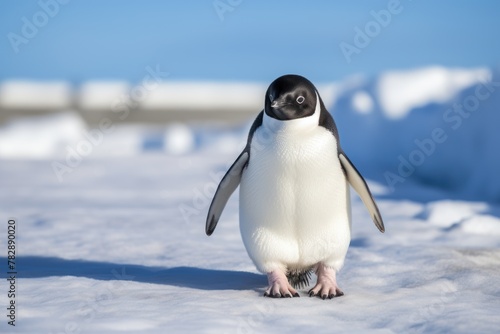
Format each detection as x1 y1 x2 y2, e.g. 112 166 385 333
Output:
1 66 500 333
0 113 86 159
1 149 500 333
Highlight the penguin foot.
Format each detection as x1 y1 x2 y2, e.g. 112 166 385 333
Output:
264 270 300 298
308 263 344 299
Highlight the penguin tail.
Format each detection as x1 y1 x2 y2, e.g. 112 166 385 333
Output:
287 268 313 289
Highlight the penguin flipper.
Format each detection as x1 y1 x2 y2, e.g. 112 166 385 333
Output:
205 151 249 236
339 153 385 233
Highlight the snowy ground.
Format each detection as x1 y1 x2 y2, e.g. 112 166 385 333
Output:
1 141 500 334
1 66 500 333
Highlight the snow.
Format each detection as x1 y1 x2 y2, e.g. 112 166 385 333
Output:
419 200 489 228
1 65 500 333
332 66 500 203
1 153 500 333
89 125 144 157
459 215 500 236
4 66 499 202
351 91 374 114
163 123 196 155
377 66 491 119
0 112 86 159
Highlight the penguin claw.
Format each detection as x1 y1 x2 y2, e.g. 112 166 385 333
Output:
263 290 297 298
264 270 299 299
308 285 344 299
308 264 344 300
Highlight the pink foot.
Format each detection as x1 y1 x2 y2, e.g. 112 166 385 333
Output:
264 270 300 298
308 263 344 299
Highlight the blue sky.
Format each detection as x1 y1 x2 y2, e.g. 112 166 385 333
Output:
0 0 499 83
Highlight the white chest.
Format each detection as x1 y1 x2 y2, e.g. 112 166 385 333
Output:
240 124 348 232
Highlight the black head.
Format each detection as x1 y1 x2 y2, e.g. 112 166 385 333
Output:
265 74 318 121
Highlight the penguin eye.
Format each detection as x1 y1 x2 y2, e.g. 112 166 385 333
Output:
296 96 305 104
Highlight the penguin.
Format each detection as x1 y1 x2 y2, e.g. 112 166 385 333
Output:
206 74 384 299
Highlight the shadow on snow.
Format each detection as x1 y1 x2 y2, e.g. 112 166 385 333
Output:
0 256 266 291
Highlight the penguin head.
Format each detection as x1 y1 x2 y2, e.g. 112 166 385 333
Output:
265 74 318 121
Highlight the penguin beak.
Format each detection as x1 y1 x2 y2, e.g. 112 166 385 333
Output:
271 99 288 108
269 99 292 120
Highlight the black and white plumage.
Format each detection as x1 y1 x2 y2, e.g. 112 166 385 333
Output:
206 74 384 299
